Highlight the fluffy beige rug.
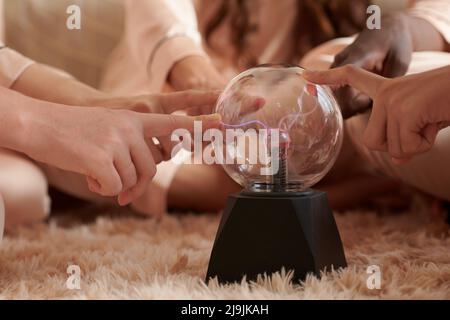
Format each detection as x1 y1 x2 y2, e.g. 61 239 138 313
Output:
0 201 449 299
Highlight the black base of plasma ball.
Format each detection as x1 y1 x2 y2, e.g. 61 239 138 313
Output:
206 189 347 284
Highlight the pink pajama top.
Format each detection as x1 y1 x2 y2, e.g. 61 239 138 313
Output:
1 0 449 92
101 0 450 95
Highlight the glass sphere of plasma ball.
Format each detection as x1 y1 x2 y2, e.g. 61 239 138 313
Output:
214 65 344 193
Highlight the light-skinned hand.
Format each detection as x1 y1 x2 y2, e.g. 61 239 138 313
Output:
304 65 450 164
2 88 221 206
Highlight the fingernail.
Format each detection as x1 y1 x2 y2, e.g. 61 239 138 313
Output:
255 97 266 108
118 192 131 206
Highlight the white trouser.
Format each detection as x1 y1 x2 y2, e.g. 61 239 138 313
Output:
0 193 4 242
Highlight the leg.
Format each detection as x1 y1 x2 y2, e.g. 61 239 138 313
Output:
0 192 4 242
168 164 241 212
300 37 413 209
303 37 450 201
0 149 51 230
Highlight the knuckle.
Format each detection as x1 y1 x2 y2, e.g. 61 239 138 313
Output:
363 130 385 152
167 115 179 130
109 183 122 196
124 165 138 186
106 132 123 148
118 120 137 138
187 77 205 88
95 150 114 168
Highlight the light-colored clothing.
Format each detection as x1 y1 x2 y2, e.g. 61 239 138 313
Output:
0 0 34 88
101 0 206 94
102 0 450 95
409 0 450 43
4 0 124 88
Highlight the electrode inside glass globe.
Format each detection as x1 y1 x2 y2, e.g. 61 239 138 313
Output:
215 64 343 193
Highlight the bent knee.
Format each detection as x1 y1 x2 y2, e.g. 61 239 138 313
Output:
0 153 51 229
0 193 4 242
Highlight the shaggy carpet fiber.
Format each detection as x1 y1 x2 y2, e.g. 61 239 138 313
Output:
0 199 449 299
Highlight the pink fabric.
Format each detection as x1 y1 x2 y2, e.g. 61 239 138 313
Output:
0 192 4 242
0 42 34 88
101 0 206 94
0 0 34 89
409 0 450 44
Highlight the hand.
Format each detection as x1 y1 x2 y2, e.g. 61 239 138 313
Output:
304 65 450 162
331 13 414 118
94 90 221 159
168 56 226 90
18 100 221 206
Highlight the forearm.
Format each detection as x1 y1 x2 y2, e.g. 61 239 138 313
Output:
11 63 109 107
0 86 42 152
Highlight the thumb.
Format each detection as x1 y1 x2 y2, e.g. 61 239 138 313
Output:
139 113 222 137
303 65 386 99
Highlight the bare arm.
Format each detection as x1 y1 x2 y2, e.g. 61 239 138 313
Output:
10 63 109 106
0 85 220 205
